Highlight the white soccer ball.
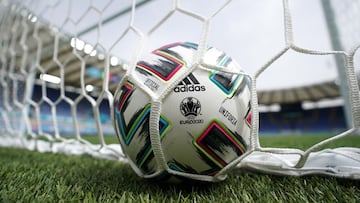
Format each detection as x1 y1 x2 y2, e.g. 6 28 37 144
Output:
113 42 252 182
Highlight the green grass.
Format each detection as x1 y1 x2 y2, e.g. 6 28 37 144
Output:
1 135 360 202
82 134 120 144
259 134 360 150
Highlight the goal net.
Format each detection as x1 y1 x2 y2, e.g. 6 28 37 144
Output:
1 0 360 180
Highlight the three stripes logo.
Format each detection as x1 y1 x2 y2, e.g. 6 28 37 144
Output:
173 73 206 93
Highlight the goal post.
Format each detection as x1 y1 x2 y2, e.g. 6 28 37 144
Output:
0 0 360 179
321 0 359 129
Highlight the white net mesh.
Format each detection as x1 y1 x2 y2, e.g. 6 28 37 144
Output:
0 0 360 181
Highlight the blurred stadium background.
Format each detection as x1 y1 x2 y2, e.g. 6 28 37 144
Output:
14 79 350 136
0 57 351 137
0 0 358 139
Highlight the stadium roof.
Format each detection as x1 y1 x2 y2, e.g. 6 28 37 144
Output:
7 7 356 105
257 81 341 105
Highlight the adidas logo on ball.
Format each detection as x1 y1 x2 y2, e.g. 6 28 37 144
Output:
174 73 206 92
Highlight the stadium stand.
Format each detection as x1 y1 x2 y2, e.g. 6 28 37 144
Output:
24 84 347 135
259 105 346 134
28 85 113 135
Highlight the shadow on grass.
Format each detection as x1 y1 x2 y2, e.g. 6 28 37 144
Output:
54 152 224 200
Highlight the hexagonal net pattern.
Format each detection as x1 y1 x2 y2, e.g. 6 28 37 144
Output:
0 0 359 181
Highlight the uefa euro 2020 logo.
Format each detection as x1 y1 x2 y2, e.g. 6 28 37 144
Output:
180 97 201 120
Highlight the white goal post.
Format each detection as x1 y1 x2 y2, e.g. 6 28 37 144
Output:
1 0 360 180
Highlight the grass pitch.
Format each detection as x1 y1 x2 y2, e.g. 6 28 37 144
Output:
1 135 360 202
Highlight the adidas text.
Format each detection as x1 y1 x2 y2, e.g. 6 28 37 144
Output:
174 84 206 92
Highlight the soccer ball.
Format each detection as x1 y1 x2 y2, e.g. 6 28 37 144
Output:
113 42 252 182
